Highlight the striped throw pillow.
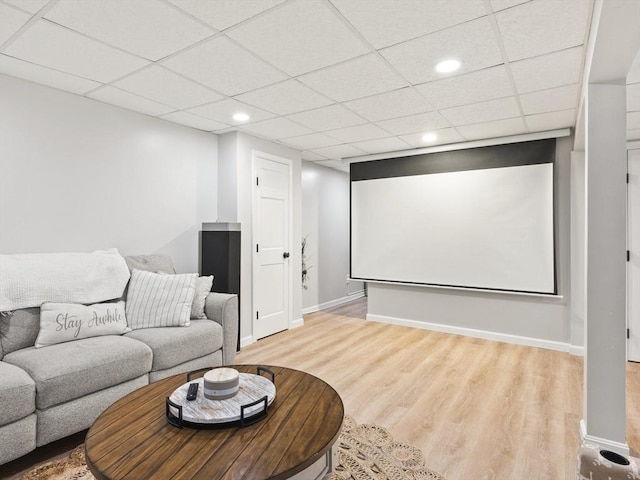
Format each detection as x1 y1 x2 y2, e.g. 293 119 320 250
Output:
125 269 197 330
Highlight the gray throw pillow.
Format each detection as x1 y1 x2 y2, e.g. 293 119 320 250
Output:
191 276 213 319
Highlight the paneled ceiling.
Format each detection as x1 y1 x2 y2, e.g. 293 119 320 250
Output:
1 0 638 172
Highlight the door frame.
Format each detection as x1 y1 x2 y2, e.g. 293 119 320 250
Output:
251 150 294 340
628 143 640 362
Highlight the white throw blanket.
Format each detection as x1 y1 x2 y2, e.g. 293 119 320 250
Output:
0 248 131 311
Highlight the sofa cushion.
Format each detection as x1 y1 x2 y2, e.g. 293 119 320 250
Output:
0 308 40 356
124 254 175 274
0 361 35 426
124 319 222 372
3 336 152 409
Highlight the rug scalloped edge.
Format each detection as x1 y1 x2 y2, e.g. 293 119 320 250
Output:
22 416 446 480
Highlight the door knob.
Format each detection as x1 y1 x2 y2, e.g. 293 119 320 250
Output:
283 252 290 259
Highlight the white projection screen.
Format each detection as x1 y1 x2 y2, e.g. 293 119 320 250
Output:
350 139 556 294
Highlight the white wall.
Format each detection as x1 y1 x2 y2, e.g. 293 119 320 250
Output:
367 135 576 351
217 133 238 223
583 83 628 450
217 131 302 345
301 161 364 311
0 75 217 273
570 150 586 349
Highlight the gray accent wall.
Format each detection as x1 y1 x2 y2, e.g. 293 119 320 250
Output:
367 135 577 349
0 75 217 274
301 161 364 311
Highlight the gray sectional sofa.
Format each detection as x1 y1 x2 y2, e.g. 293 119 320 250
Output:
0 254 238 465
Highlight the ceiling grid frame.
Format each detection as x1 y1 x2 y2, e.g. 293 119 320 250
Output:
0 0 634 172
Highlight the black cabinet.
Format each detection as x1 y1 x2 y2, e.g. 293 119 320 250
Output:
200 223 241 351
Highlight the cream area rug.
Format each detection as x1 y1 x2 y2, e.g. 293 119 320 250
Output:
22 416 446 480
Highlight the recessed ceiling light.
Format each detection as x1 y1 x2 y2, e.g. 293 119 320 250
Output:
232 112 250 122
435 59 461 74
421 132 438 143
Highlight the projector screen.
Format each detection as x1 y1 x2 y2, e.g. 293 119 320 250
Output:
350 139 556 294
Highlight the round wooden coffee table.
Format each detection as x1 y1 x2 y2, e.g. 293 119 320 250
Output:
85 365 344 480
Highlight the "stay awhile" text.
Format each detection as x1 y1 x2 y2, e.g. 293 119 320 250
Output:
55 308 124 338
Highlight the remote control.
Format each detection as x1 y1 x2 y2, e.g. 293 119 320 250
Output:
186 382 198 401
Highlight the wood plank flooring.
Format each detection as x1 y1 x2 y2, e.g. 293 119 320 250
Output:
2 297 638 480
237 297 640 480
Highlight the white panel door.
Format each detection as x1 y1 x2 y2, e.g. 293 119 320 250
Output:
253 152 291 340
629 148 640 362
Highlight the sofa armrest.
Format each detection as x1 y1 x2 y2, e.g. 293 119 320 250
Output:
204 292 238 365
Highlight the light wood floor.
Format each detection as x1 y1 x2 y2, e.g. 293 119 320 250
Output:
3 297 638 480
237 297 640 480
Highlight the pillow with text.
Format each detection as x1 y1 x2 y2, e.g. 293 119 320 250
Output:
36 301 130 348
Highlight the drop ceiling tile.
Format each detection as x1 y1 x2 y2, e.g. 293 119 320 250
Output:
4 0 49 14
186 98 275 125
343 87 432 122
301 150 328 161
227 0 369 76
0 3 31 45
350 137 411 155
399 128 465 147
4 20 149 83
489 0 529 12
163 36 287 96
416 66 513 110
457 117 527 141
0 54 101 94
44 0 213 61
234 80 332 115
88 86 175 116
628 83 640 112
525 108 575 132
113 66 223 109
510 46 583 94
627 129 640 141
299 54 407 102
286 104 366 131
495 0 590 62
161 111 229 131
520 83 579 115
376 111 451 136
325 123 392 143
441 97 520 126
331 0 486 49
628 112 640 131
280 133 341 150
240 117 313 139
310 144 366 160
314 160 349 172
628 50 640 84
167 0 283 31
380 18 503 85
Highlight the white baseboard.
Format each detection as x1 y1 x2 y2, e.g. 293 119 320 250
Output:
242 318 304 348
569 344 585 356
366 313 573 353
302 291 365 315
580 419 630 456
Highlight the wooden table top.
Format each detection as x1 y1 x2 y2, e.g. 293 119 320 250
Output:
84 365 344 480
